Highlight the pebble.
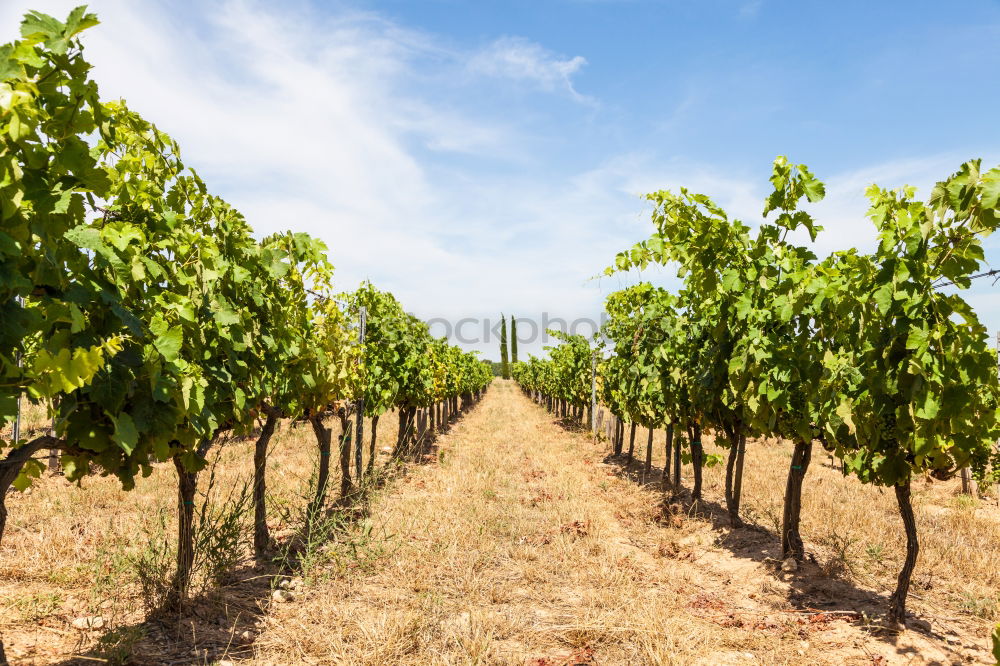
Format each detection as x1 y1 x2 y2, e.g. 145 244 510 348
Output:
71 616 105 630
271 589 295 603
780 557 799 573
277 577 303 590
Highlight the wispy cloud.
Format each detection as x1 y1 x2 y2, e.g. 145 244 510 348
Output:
468 36 592 104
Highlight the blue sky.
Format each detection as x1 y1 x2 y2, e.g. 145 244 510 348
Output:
4 0 1000 358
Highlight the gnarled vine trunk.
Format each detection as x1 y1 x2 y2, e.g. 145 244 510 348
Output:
170 455 197 605
252 409 279 560
723 427 746 527
781 439 812 560
626 422 637 464
644 427 653 475
394 408 410 457
170 434 220 605
662 423 674 492
308 413 332 522
888 479 918 625
366 414 380 477
691 423 703 500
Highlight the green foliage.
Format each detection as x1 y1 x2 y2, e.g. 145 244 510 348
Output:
580 153 1000 621
600 155 1000 489
511 316 518 364
512 329 592 411
343 283 490 414
500 314 510 379
0 7 491 605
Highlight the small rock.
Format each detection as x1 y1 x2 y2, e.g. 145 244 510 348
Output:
289 577 303 590
271 589 295 603
71 616 105 630
944 634 960 646
277 578 291 590
239 630 254 643
780 557 799 573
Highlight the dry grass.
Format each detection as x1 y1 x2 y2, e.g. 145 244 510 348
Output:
2 383 998 664
254 382 994 664
608 419 1000 625
1 406 407 664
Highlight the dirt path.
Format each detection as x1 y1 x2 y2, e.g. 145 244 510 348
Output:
253 381 991 665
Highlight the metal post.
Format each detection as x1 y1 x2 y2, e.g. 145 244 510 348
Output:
12 297 22 446
11 384 20 446
355 306 367 481
590 351 597 442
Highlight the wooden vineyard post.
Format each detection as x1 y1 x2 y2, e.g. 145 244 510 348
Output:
355 306 367 482
960 467 978 497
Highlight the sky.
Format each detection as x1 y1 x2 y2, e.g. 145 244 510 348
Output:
3 0 1000 359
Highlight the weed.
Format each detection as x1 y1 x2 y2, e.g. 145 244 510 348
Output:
128 510 175 613
94 625 145 666
743 501 780 533
959 591 999 620
9 592 61 622
864 542 885 566
820 529 858 577
192 460 254 588
952 494 979 511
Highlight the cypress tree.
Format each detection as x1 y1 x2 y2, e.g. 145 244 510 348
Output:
499 314 510 379
511 316 518 363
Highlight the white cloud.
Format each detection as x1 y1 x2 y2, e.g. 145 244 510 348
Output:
0 0 602 356
3 2 998 358
468 36 591 103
